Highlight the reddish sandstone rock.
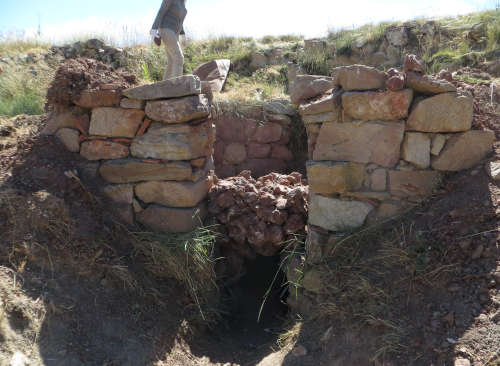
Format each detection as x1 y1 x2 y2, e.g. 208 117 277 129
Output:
405 71 456 94
224 143 247 164
251 123 283 144
89 107 144 138
342 89 413 121
386 69 405 91
99 159 192 183
80 140 129 161
42 107 90 135
403 54 425 74
389 170 441 199
193 59 231 93
271 145 293 161
145 95 210 124
247 143 271 158
336 64 387 91
290 75 336 104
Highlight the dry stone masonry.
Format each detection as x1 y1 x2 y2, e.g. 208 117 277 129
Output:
291 55 494 268
213 100 297 178
45 71 215 233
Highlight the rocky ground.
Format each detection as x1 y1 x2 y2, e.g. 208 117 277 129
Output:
0 68 499 366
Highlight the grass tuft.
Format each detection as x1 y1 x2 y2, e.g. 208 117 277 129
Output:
132 225 221 325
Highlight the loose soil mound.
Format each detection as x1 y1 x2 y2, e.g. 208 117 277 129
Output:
45 58 137 109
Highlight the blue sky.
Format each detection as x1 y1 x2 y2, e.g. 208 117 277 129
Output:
0 0 498 44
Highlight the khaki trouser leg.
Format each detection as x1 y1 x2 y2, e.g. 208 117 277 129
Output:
159 28 184 80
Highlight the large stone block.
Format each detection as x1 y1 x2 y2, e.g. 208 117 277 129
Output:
247 143 271 158
389 170 441 198
135 176 211 208
99 159 192 183
290 75 336 104
224 143 247 164
42 107 89 135
263 100 296 116
55 128 80 152
89 107 144 137
215 118 257 143
405 71 456 94
122 75 201 100
432 131 494 171
251 123 282 143
80 140 129 161
336 64 387 91
309 195 374 232
102 184 134 204
407 93 473 132
313 121 405 167
307 161 365 194
402 132 431 168
342 89 413 121
136 202 207 233
120 98 145 109
130 121 214 160
193 59 230 93
73 89 121 108
145 95 210 124
298 90 342 116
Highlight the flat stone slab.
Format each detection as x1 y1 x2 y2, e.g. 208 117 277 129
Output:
335 64 387 91
302 111 340 124
135 176 211 208
99 159 193 183
407 93 473 132
309 194 374 232
193 59 230 93
130 121 215 160
73 89 121 109
136 202 207 233
122 75 201 100
89 107 144 137
342 89 413 121
432 130 494 171
80 140 129 161
145 95 210 124
313 121 405 167
402 132 431 168
263 100 296 116
299 90 342 116
307 161 365 194
405 71 456 94
290 75 336 104
389 170 441 198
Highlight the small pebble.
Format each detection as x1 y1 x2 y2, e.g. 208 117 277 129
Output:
454 358 471 366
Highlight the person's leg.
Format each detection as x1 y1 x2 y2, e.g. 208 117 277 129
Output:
159 28 184 79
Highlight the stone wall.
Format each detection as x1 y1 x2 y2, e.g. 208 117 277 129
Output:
45 75 215 233
290 56 494 273
213 100 300 178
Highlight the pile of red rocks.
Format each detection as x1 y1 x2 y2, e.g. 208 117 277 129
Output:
208 171 308 261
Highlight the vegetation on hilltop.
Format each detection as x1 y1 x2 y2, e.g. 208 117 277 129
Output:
1 9 500 117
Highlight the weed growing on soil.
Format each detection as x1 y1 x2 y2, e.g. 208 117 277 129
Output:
132 225 221 324
0 65 52 117
313 214 457 362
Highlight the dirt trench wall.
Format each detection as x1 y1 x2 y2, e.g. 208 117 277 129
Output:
44 73 215 233
289 57 495 311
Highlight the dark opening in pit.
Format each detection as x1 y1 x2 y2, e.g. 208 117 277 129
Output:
220 254 289 340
